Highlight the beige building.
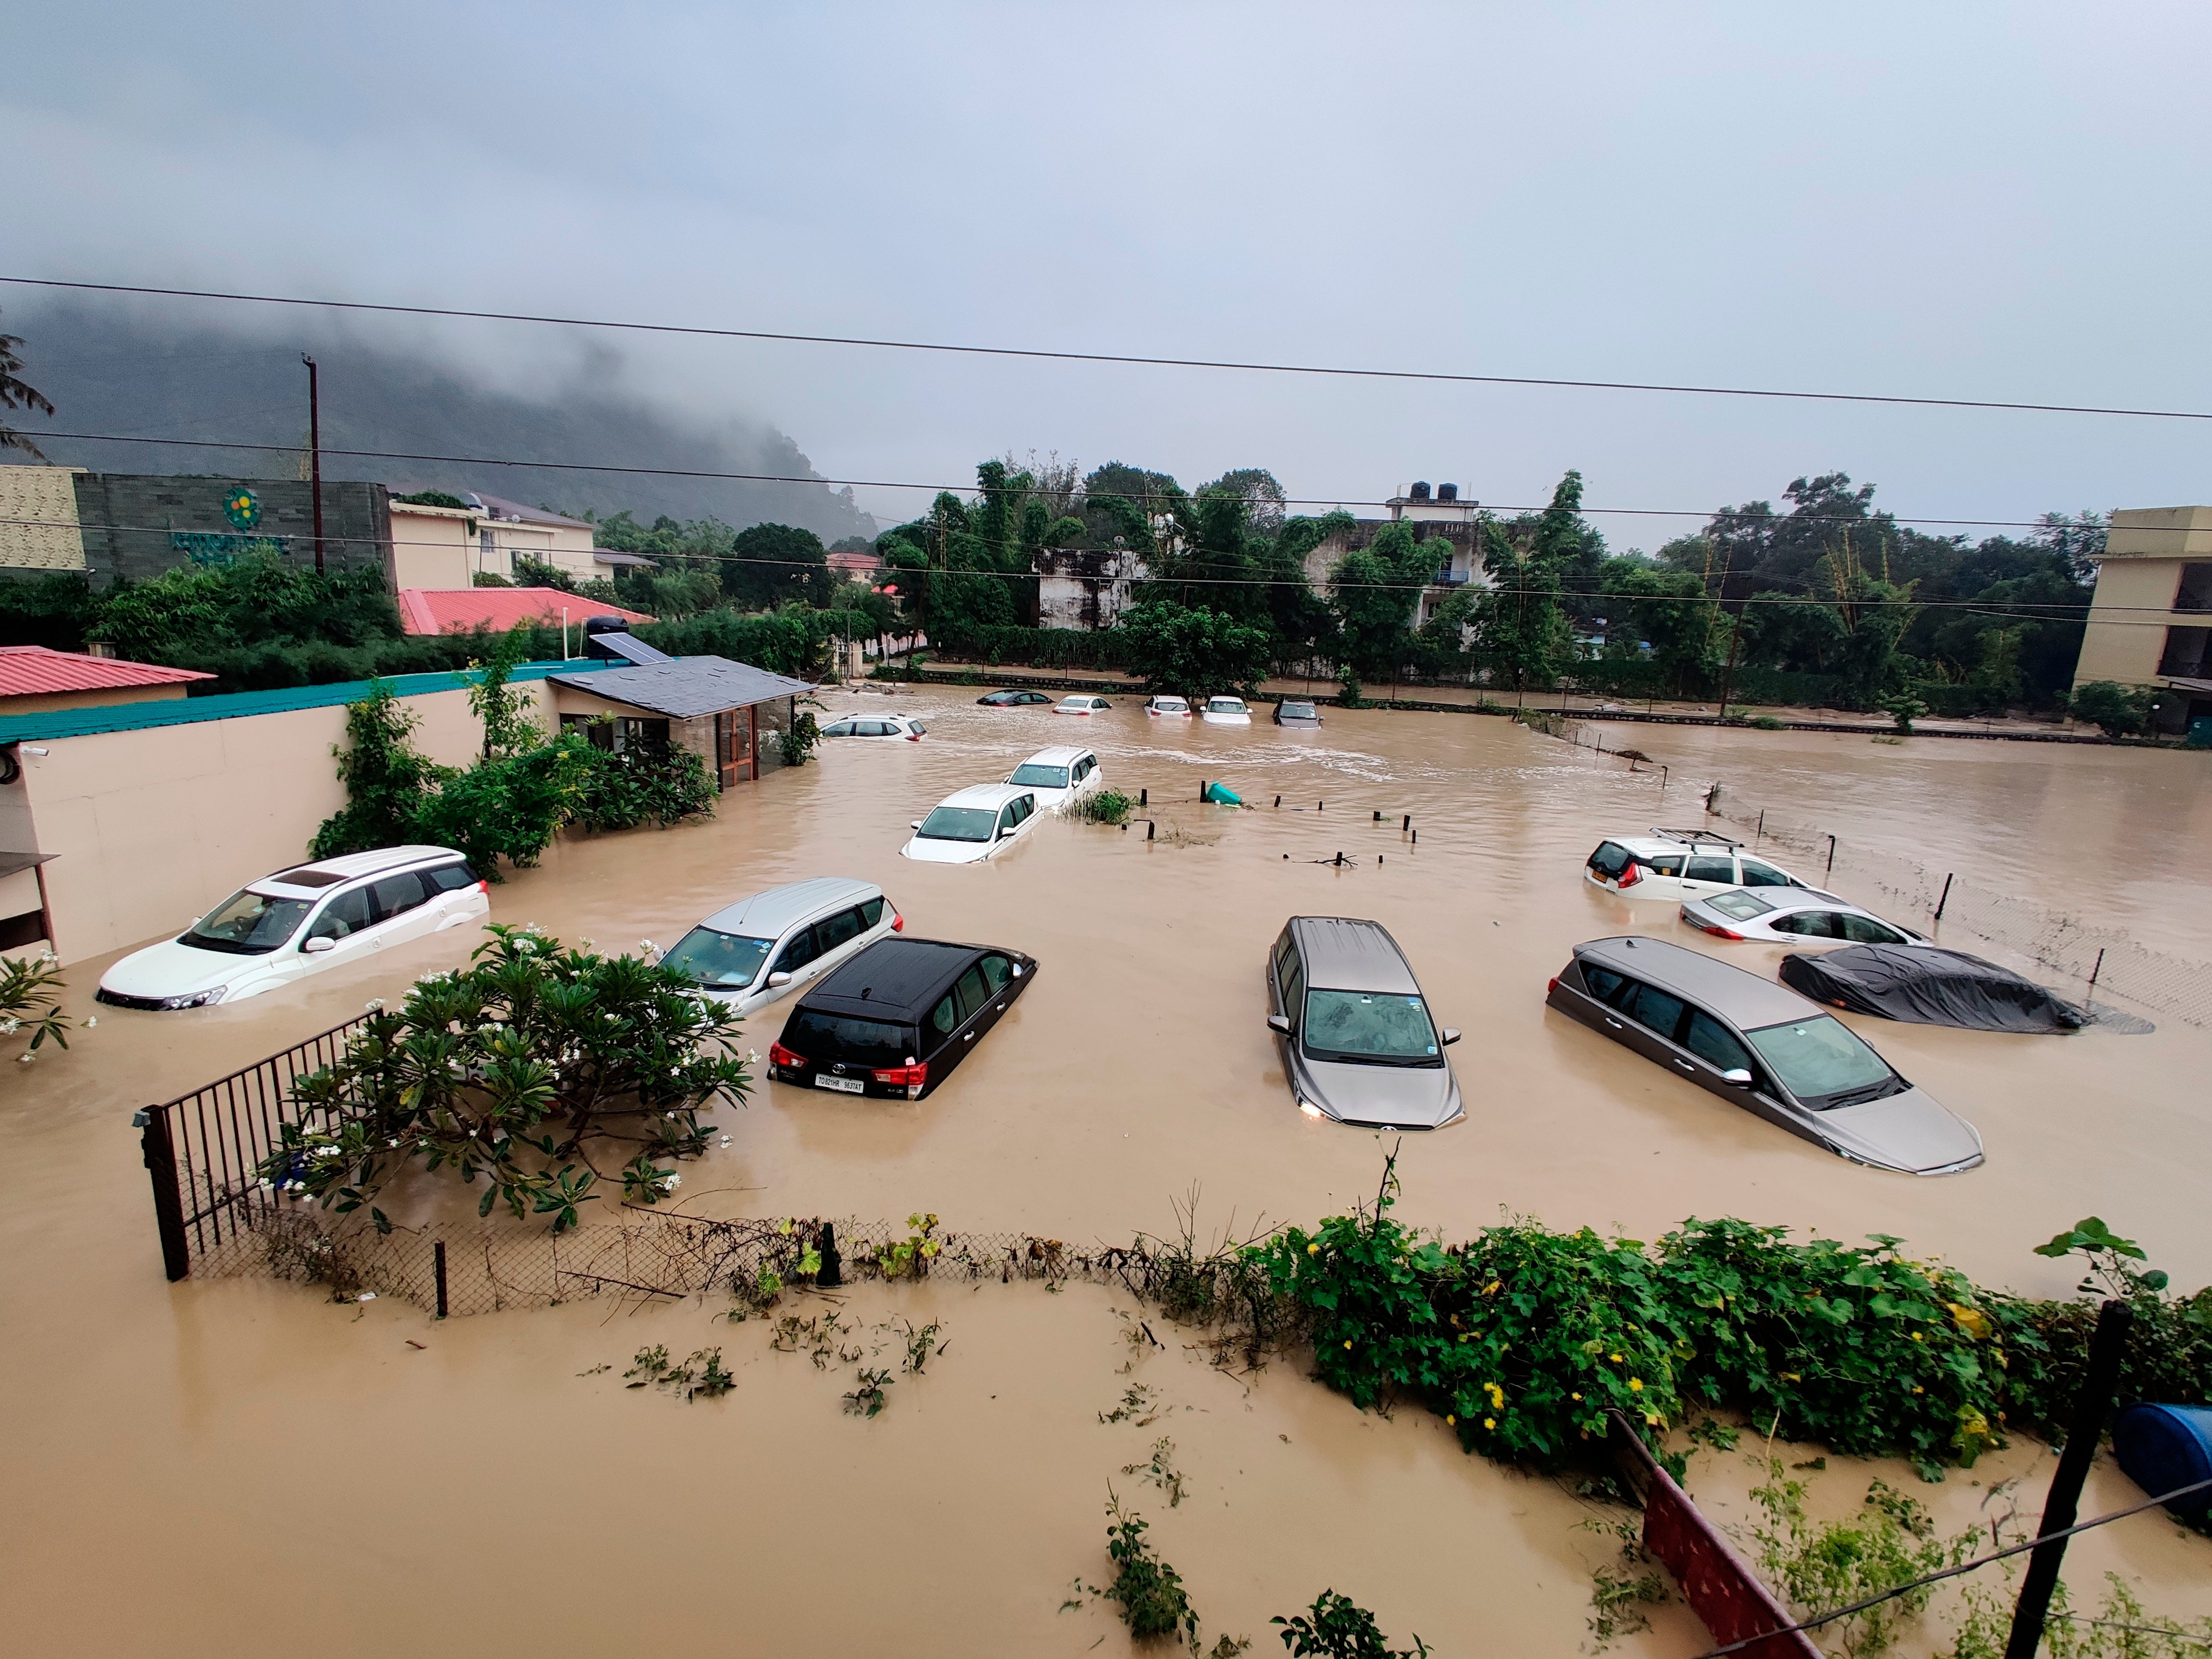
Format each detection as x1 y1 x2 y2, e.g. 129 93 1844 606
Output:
386 493 618 589
0 466 88 571
2072 505 2212 730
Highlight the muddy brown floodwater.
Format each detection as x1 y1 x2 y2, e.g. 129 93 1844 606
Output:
4 693 2208 1656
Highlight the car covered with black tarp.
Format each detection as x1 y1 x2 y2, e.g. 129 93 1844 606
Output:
1778 943 2086 1034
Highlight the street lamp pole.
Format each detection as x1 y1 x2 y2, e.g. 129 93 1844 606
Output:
301 354 325 575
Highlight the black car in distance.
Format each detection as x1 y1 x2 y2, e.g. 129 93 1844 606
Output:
977 688 1054 707
769 937 1038 1100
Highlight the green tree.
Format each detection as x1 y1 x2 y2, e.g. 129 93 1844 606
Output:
2068 680 2156 737
1118 598 1273 702
1467 471 1586 697
1599 558 1723 695
310 682 450 858
1330 521 1434 682
264 925 750 1234
723 522 830 609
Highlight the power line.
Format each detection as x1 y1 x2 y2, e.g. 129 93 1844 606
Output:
10 426 2111 537
5 274 2207 424
0 513 2156 618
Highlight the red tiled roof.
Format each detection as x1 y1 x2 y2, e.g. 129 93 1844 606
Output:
396 589 655 637
826 549 885 571
0 645 215 698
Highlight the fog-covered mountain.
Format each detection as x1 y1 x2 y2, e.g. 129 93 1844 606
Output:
5 301 876 541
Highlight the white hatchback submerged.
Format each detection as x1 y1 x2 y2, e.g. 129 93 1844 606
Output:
96 846 490 1010
1004 746 1104 810
1201 696 1252 725
1144 696 1191 718
1055 695 1112 716
657 878 902 1014
1584 830 1810 904
901 783 1043 864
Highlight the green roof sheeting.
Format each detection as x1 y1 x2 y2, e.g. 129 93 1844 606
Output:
0 659 615 745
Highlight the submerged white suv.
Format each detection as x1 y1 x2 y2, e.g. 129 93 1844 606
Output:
1584 830 1811 904
96 846 490 1009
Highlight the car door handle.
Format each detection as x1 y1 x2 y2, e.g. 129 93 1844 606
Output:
1673 1058 1695 1072
1603 1018 1624 1030
963 1031 976 1042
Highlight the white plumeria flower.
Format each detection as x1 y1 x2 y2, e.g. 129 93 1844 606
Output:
365 999 384 1012
83 1016 96 1029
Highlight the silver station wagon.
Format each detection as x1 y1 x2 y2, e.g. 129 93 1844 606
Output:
1266 916 1464 1130
1545 936 1984 1175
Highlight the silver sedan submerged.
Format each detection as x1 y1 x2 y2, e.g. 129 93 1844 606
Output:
1266 917 1464 1129
1545 935 1983 1175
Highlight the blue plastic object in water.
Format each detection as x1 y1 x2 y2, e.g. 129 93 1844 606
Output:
2112 1402 2212 1517
1203 781 1243 805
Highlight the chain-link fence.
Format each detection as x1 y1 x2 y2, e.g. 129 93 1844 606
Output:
184 1202 1216 1319
1707 799 2211 1030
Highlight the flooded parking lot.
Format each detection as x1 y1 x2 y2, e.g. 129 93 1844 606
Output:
4 689 2207 1655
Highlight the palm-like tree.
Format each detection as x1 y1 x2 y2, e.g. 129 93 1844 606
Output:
1 311 55 457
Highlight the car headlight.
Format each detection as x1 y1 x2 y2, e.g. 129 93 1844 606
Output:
161 988 227 1010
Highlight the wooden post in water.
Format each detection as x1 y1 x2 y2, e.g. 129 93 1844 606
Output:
433 1240 449 1319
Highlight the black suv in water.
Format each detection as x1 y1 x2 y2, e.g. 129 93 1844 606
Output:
769 937 1038 1100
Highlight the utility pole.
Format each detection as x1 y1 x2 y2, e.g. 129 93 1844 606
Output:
1714 606 1745 721
301 354 325 574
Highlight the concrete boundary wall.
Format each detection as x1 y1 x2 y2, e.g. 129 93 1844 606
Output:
9 681 554 966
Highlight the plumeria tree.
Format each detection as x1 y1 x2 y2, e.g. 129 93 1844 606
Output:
264 926 750 1232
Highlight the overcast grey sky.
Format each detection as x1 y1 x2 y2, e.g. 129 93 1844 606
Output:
10 2 2210 545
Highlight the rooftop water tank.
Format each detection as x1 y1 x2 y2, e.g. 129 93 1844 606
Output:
1438 483 1458 502
1409 481 1431 501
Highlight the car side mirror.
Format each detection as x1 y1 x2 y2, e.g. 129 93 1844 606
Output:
1266 1013 1292 1034
768 971 793 987
1720 1067 1754 1086
302 936 336 954
1440 1028 1461 1046
910 820 923 831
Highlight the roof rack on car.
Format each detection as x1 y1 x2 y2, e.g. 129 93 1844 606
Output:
1649 826 1743 848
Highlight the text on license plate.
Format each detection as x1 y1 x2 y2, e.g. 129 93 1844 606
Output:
815 1074 865 1094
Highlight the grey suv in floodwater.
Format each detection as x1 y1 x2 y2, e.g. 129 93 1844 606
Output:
1267 917 1464 1129
1545 936 1984 1175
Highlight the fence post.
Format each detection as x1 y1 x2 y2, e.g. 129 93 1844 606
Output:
2004 1299 2134 1659
1935 873 1953 920
136 1106 190 1283
2088 948 2105 993
818 1220 843 1288
1756 809 1765 846
433 1240 449 1318
1826 835 1837 876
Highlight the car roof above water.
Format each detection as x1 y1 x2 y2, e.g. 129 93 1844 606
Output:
1018 745 1090 767
807 938 985 1019
256 844 462 895
1290 916 1421 994
698 877 880 938
938 782 1032 809
1573 935 1810 1027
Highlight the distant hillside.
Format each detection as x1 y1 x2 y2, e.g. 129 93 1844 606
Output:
5 301 876 542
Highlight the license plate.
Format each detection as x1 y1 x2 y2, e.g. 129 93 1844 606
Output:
815 1074 865 1094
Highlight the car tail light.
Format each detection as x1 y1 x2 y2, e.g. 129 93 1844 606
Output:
769 1041 806 1070
1617 862 1642 888
904 731 921 741
1693 920 1746 940
890 909 904 932
474 879 489 893
872 1061 928 1098
1547 977 1559 995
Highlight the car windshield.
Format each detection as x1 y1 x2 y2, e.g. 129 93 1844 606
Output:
660 926 775 988
1207 698 1245 711
785 1010 913 1068
179 888 312 955
1281 701 1315 715
1743 1016 1899 1107
1707 890 1777 921
917 805 998 842
1008 763 1070 788
1302 990 1442 1066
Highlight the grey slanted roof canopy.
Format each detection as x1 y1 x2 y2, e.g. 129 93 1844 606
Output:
588 631 673 666
548 657 813 720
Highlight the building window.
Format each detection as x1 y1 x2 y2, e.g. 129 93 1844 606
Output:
2175 564 2212 613
2156 626 2211 678
559 713 667 754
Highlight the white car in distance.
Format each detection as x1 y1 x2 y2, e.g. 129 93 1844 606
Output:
1005 746 1104 810
1144 696 1191 718
818 712 926 741
658 878 902 1013
1585 830 1811 904
901 783 1044 864
95 845 489 1010
1055 695 1112 716
1201 696 1252 725
1681 888 1927 947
